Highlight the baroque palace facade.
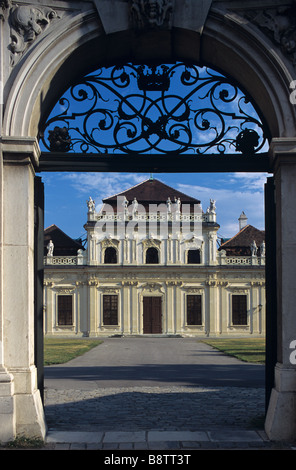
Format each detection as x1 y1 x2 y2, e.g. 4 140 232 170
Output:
43 178 266 337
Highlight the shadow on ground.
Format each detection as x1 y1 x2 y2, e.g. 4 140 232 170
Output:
44 387 265 433
45 363 264 388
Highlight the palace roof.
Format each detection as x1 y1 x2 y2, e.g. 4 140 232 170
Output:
219 224 265 256
102 178 201 207
44 224 84 256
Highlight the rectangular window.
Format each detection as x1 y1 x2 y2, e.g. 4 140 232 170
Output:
232 295 248 325
103 295 118 325
186 295 202 325
57 295 73 326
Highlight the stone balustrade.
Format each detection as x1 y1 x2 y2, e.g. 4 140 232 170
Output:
44 253 265 266
218 252 265 266
44 255 83 265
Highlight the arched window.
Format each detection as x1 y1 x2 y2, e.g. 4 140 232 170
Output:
146 247 159 264
41 62 268 158
104 247 117 264
187 249 201 264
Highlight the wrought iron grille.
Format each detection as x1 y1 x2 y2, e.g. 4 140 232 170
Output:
40 62 268 156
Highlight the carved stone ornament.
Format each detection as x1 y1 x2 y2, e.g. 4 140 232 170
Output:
54 287 75 294
143 238 161 248
141 282 163 293
129 0 174 30
245 3 296 66
0 0 11 19
182 287 203 294
101 237 119 248
8 4 59 64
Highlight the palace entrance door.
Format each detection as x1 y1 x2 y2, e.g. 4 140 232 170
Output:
143 297 162 334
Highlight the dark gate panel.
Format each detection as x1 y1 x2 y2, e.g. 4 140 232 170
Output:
143 297 162 334
34 176 44 404
265 177 277 413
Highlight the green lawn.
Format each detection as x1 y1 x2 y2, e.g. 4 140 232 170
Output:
44 338 103 365
202 338 265 363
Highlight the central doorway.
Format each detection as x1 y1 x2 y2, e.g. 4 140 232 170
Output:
143 297 162 334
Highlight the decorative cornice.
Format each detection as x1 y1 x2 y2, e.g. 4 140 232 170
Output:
1 136 40 168
269 138 296 172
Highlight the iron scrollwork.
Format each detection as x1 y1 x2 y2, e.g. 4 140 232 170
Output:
40 62 268 156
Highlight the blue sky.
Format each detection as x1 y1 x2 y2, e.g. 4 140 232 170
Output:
41 63 268 243
42 170 268 244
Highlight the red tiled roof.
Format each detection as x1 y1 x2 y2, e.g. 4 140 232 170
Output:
44 224 84 256
103 178 201 206
219 224 265 256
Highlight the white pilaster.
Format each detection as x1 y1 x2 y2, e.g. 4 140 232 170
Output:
265 139 296 440
1 138 46 440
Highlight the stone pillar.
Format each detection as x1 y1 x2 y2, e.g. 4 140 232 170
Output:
265 138 296 440
0 137 46 440
131 283 139 334
122 282 130 334
0 146 15 442
165 282 173 334
88 280 98 336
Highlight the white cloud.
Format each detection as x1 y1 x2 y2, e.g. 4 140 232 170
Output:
47 171 267 240
62 172 145 203
229 172 269 190
177 172 267 238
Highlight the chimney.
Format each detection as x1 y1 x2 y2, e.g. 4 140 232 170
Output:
238 211 248 231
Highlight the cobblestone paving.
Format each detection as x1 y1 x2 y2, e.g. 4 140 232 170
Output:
44 385 265 432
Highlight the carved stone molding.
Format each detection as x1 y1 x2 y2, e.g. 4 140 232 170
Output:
245 4 296 67
250 281 265 287
141 282 164 293
122 280 138 286
142 238 161 249
101 238 119 249
217 281 229 287
8 4 59 65
44 281 54 288
123 273 138 281
0 0 11 19
100 287 120 294
182 287 203 294
129 0 174 30
54 287 76 294
166 280 183 287
227 287 249 294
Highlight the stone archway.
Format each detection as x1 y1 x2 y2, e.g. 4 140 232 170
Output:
1 0 296 442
